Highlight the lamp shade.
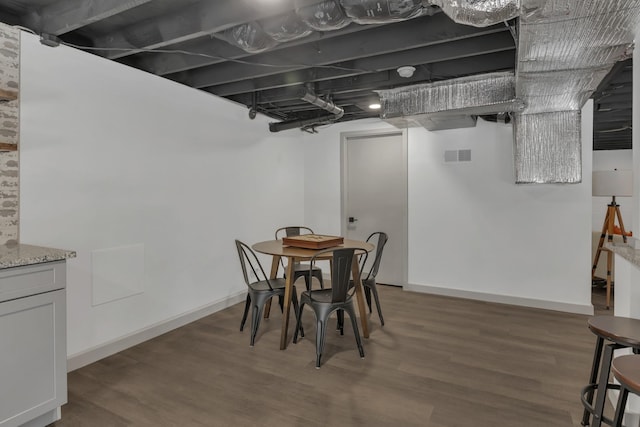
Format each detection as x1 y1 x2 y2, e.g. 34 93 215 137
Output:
593 169 633 197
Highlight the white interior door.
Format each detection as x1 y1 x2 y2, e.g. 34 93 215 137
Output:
341 130 407 286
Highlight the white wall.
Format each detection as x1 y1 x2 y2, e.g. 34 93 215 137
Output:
592 150 633 232
18 33 305 359
304 108 593 313
17 29 596 360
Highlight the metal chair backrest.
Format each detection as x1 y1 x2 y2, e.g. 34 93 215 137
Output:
359 232 388 281
275 226 316 273
274 226 315 239
235 240 273 290
309 247 355 303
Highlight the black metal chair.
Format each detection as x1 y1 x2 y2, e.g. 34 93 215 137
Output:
235 240 301 346
337 232 388 333
293 247 365 368
358 231 388 325
275 226 324 290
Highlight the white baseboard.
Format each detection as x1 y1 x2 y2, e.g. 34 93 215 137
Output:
404 283 594 315
67 291 247 372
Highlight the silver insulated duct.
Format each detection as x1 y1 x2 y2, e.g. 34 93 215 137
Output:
431 0 520 27
377 71 524 131
397 0 640 184
514 0 640 183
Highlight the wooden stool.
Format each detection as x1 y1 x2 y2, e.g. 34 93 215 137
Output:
611 355 640 426
581 316 640 426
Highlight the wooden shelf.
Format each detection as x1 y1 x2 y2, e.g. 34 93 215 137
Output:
0 143 17 152
0 89 17 102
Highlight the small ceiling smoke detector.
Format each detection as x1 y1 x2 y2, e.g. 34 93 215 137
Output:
397 66 416 78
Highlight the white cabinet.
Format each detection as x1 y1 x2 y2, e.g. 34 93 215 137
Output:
0 261 67 427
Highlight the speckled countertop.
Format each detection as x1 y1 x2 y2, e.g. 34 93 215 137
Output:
606 242 640 269
0 243 76 269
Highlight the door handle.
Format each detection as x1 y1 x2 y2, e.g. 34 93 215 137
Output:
348 217 358 223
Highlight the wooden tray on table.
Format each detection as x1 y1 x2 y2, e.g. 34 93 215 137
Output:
282 234 344 250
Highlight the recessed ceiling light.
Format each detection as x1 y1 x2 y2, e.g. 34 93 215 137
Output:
369 103 381 110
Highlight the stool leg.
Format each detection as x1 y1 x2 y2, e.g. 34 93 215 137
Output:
593 344 618 427
613 385 629 427
583 337 605 426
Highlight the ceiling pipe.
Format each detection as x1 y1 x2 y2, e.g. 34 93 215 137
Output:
267 88 345 132
269 114 340 132
300 89 344 119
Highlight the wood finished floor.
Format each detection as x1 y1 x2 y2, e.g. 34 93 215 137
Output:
53 285 607 427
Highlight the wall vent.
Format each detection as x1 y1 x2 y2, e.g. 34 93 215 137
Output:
444 149 471 163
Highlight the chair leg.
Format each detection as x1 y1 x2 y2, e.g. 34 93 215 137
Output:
336 309 344 335
583 336 605 426
316 317 327 368
292 291 304 338
249 292 272 347
240 294 250 331
368 284 385 326
345 304 365 358
250 302 265 347
592 344 617 427
293 302 305 343
613 386 630 427
364 286 372 313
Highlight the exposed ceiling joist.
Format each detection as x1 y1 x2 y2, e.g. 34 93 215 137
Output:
173 22 513 89
94 0 327 60
26 0 154 35
120 19 380 76
207 34 515 97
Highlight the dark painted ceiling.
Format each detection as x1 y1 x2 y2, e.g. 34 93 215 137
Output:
0 0 630 148
592 58 633 151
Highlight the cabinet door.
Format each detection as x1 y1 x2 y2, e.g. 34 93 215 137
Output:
0 289 66 427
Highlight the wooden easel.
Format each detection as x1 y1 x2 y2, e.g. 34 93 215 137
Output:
592 196 628 309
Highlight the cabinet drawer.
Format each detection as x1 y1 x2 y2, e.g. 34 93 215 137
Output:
0 262 66 304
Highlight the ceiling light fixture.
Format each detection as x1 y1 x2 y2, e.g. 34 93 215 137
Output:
369 103 381 110
397 66 416 78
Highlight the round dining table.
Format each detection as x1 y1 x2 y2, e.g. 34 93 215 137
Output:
252 238 374 350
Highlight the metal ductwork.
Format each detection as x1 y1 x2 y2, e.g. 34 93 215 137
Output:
377 0 640 184
431 0 520 27
513 0 640 183
269 89 344 132
377 71 524 131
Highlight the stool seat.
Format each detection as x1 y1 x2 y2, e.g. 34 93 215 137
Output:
588 316 640 347
613 355 640 395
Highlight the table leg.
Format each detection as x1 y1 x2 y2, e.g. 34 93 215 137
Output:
264 255 281 318
606 250 612 310
280 257 295 350
351 256 369 338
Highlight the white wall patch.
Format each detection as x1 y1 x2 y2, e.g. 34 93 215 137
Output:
92 244 144 306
